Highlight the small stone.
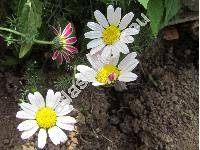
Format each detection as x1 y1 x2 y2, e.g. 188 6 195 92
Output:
163 27 179 40
171 95 178 101
132 119 140 133
160 134 173 143
129 99 144 115
3 139 9 144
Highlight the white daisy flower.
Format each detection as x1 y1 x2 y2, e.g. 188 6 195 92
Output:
84 5 140 58
75 52 139 86
16 89 76 149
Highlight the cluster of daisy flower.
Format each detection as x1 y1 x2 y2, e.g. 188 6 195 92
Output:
76 5 139 86
16 5 140 149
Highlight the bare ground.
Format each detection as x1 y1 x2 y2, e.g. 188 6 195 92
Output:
0 24 198 150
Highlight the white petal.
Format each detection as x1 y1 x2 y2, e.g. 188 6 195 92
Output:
122 59 139 72
34 92 45 108
86 53 104 70
121 28 139 36
56 104 74 116
56 122 75 131
119 12 134 30
87 22 103 31
75 73 89 82
52 92 61 109
94 10 109 28
75 72 96 83
114 41 129 54
55 100 74 115
46 89 54 108
17 120 37 131
48 127 60 145
21 125 38 139
57 116 76 124
38 129 47 149
77 65 95 73
16 111 35 119
101 46 112 61
120 35 134 44
56 127 68 143
87 38 104 49
92 81 104 86
55 100 72 116
118 72 138 82
118 52 138 72
20 103 37 116
46 92 62 110
90 44 105 55
28 93 39 108
113 7 121 26
111 45 120 56
84 31 102 39
107 5 115 25
76 65 97 81
48 126 68 145
109 55 120 66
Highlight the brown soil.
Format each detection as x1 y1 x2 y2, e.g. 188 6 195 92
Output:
0 24 198 150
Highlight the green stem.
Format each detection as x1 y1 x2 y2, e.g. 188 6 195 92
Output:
0 27 25 37
0 27 53 45
34 39 53 45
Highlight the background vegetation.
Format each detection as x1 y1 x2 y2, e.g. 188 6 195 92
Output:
0 0 181 98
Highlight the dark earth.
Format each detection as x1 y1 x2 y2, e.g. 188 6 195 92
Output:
0 23 198 149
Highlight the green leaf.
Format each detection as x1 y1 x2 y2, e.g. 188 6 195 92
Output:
19 42 33 58
137 0 149 9
164 0 181 25
17 0 43 58
147 0 164 36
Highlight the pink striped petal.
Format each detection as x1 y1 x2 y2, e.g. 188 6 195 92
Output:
66 37 77 45
64 28 73 37
65 45 78 53
62 51 70 62
62 23 71 35
57 53 63 65
51 26 59 35
52 50 59 60
62 23 73 37
59 25 62 35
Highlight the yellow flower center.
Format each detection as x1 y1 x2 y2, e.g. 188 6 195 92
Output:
96 64 120 84
36 107 57 129
53 35 66 51
102 25 121 45
59 35 66 49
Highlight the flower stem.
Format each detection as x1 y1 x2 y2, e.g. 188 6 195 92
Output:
0 27 53 45
0 27 25 37
33 40 53 45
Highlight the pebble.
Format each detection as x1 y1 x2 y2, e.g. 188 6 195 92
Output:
3 138 9 144
171 95 178 101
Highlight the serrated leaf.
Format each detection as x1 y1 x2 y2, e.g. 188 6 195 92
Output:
164 0 181 25
17 0 42 58
137 0 149 9
147 0 164 36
